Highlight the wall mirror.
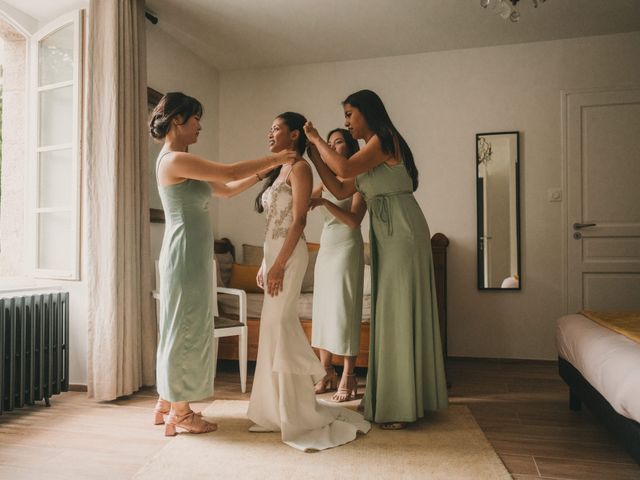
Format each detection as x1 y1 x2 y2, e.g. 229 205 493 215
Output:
476 131 521 290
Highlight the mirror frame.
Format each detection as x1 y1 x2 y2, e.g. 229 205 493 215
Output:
476 131 522 291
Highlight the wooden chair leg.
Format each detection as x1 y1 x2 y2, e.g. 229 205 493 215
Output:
239 328 248 393
213 337 220 380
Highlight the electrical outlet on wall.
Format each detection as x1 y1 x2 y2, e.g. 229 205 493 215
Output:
547 188 562 202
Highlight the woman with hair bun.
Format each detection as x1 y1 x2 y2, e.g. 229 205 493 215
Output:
247 112 370 452
150 92 297 436
305 90 448 430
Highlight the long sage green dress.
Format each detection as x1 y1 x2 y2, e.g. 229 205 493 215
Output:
356 161 448 423
311 189 364 356
156 150 215 402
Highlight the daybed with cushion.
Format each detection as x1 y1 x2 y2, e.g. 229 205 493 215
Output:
556 311 640 463
214 234 449 368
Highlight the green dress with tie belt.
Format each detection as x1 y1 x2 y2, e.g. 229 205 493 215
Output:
156 151 214 402
356 161 448 423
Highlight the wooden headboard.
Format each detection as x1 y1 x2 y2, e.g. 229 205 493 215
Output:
431 233 449 359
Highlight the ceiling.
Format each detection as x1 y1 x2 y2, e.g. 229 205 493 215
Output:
4 0 640 71
0 0 86 28
144 0 640 71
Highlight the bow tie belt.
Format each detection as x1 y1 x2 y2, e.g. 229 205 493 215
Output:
366 191 413 236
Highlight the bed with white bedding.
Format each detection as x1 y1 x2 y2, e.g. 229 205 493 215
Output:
556 313 640 463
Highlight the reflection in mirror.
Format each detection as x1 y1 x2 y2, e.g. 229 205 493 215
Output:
476 132 521 290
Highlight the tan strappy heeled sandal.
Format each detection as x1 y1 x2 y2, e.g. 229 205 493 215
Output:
314 366 338 394
380 422 408 430
331 374 358 402
164 410 217 436
154 399 202 425
153 399 171 425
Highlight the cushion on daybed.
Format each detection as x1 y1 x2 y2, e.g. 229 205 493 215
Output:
228 263 261 293
218 291 372 323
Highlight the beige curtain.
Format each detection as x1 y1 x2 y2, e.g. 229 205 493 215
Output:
86 0 155 400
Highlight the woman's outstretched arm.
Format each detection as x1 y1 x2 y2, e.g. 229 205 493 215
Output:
309 192 367 229
158 149 297 185
209 165 275 198
304 122 390 179
307 144 357 200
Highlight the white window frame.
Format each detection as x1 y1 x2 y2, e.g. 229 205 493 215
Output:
28 10 84 280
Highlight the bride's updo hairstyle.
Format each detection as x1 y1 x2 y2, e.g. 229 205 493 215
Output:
254 112 307 213
149 92 203 140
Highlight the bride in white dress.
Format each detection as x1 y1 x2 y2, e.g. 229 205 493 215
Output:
248 112 370 452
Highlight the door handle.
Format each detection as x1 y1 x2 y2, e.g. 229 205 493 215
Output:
573 222 596 230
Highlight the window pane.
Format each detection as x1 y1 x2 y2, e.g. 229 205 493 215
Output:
38 211 72 271
38 23 74 86
39 86 72 146
38 149 72 208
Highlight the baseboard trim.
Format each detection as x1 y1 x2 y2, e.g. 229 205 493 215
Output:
447 356 557 365
69 384 88 392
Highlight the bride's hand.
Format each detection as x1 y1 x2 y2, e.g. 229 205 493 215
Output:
266 262 285 297
272 149 298 166
303 122 321 145
256 265 264 290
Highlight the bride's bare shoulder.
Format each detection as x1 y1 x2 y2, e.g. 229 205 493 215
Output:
291 159 312 174
287 159 311 180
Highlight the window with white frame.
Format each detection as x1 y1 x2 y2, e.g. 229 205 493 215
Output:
31 11 83 279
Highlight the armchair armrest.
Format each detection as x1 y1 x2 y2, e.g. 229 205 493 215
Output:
216 287 247 326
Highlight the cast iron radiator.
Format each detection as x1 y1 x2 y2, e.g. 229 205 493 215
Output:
0 291 69 413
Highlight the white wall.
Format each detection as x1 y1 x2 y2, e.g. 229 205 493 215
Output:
217 31 640 360
146 22 220 268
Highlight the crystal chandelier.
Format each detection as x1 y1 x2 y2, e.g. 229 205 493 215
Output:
480 0 546 23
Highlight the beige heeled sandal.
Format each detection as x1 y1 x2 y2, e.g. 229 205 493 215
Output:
164 410 217 436
314 366 338 394
380 422 408 430
154 399 202 425
153 399 171 425
331 373 358 402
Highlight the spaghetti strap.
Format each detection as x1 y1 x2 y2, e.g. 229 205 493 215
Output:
284 165 295 184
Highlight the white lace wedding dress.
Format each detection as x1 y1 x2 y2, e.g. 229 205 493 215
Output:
247 175 370 452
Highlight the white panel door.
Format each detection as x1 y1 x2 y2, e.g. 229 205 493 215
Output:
565 88 640 312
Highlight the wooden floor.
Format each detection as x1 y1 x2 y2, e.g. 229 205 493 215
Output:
0 358 638 479
447 358 639 480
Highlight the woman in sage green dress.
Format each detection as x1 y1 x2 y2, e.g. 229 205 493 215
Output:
304 90 448 429
308 128 367 402
149 92 297 436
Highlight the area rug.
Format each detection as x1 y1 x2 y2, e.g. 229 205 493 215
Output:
134 400 510 479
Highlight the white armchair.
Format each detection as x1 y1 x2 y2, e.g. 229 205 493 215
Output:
153 260 248 393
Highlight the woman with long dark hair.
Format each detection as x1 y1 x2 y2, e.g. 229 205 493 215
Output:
304 89 448 429
247 112 370 451
307 128 366 402
150 92 297 436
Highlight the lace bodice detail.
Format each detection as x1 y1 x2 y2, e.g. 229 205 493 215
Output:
262 182 300 240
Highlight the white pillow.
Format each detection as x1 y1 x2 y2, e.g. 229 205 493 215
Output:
363 264 371 296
